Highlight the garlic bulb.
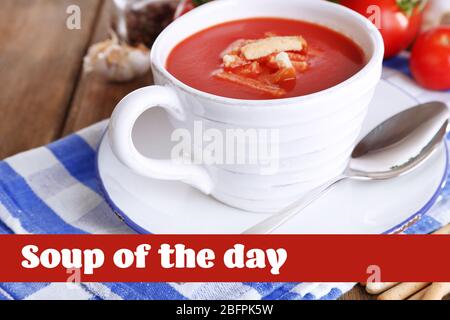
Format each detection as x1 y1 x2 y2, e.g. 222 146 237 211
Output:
83 32 151 82
422 0 450 31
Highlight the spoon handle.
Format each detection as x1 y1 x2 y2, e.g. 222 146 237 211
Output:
242 175 347 234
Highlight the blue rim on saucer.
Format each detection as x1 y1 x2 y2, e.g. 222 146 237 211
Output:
95 129 449 235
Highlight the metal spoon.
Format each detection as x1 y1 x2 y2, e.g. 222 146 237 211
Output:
243 101 449 234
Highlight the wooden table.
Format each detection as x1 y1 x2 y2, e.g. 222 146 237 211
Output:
0 0 377 300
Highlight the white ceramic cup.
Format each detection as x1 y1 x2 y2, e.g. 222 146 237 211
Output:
108 0 384 213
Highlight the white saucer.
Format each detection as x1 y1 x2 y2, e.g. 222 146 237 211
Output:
96 80 448 234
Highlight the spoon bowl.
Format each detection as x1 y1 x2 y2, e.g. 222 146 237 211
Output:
244 101 449 234
348 101 449 179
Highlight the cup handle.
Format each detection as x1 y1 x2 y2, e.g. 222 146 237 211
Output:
108 85 214 194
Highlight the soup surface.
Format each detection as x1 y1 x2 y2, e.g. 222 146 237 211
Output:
166 18 366 100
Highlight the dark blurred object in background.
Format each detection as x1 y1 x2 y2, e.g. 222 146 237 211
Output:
111 0 179 48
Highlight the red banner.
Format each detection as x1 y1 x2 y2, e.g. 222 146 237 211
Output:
0 235 449 282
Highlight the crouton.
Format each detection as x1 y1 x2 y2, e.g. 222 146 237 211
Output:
274 52 293 69
241 36 306 60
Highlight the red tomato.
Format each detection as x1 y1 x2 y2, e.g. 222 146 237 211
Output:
410 27 450 91
339 0 424 58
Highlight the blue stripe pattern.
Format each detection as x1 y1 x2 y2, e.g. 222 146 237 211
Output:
0 283 50 300
383 56 412 77
0 220 12 234
47 135 100 194
102 283 187 300
0 162 86 234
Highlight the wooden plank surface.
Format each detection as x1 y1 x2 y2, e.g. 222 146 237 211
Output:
341 285 374 300
0 0 102 159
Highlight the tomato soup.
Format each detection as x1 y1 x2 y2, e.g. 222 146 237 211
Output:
166 18 366 100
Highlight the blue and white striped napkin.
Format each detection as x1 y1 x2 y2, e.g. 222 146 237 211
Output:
1 56 449 300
